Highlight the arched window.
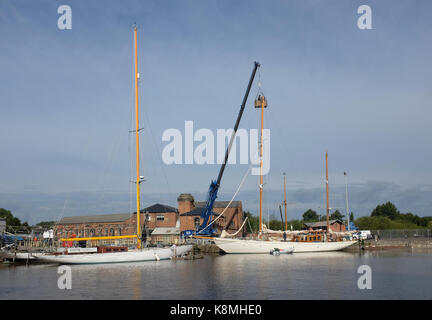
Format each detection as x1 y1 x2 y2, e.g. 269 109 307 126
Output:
110 228 115 236
90 229 95 237
118 228 122 236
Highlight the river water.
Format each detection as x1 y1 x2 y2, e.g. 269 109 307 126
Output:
0 249 431 299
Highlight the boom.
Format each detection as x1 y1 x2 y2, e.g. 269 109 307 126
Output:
196 61 260 236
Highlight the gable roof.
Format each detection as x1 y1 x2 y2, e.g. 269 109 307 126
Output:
304 219 344 228
57 213 131 225
195 201 241 209
141 203 178 214
180 201 242 216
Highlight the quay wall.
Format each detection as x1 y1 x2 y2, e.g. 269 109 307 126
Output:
345 238 432 251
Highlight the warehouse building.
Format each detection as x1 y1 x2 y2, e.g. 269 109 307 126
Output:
54 194 245 244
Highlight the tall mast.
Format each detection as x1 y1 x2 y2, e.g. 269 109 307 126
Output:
325 151 329 240
134 27 141 249
258 96 265 237
284 172 287 231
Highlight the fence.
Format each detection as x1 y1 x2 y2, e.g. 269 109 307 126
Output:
373 229 431 240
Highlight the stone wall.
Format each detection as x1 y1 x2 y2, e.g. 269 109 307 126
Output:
347 238 432 250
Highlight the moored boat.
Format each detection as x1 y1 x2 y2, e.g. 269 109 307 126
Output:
35 245 192 264
40 26 193 264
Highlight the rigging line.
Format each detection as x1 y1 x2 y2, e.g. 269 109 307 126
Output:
128 131 134 218
247 216 254 234
143 111 174 199
197 164 252 234
141 109 173 204
221 217 248 237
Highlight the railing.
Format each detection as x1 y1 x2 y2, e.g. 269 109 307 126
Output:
372 229 431 240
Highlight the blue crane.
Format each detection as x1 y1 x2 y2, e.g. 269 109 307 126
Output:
189 61 260 237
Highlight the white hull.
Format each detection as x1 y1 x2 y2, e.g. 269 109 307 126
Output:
213 238 356 254
34 245 193 264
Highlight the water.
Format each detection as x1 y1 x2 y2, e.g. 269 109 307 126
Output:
1 249 431 299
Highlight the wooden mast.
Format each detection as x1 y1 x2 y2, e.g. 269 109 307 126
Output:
284 172 287 231
325 151 329 240
258 97 265 237
134 26 141 249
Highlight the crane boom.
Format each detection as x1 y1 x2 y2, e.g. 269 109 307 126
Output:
196 61 260 236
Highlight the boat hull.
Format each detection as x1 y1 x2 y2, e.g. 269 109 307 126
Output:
34 245 193 264
213 238 356 254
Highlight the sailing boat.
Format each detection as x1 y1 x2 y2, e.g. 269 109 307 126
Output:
213 99 356 253
36 27 192 264
213 93 294 253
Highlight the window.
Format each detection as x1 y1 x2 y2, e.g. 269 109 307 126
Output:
110 228 115 236
156 216 164 221
105 228 109 236
146 215 151 222
118 228 122 236
194 217 200 228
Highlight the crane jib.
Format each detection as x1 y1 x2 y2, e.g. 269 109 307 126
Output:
196 61 260 236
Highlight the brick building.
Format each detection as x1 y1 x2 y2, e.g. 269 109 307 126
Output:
304 219 346 233
177 193 245 236
54 194 245 244
55 203 178 241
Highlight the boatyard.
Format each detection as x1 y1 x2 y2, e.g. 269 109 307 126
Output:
1 0 432 303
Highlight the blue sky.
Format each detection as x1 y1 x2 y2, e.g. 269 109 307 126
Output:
1 0 432 223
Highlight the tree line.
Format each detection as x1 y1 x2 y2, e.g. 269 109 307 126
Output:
244 201 432 233
0 208 55 232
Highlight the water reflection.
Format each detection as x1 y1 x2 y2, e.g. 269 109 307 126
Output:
0 250 431 299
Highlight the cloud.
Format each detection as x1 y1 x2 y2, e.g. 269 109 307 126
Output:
1 180 431 224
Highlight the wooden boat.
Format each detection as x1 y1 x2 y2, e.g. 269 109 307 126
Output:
35 245 192 264
34 27 192 264
213 237 353 254
213 104 356 253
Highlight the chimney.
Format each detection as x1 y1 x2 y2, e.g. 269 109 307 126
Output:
177 193 195 214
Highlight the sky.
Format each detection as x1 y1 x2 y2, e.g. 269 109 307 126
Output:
1 0 432 224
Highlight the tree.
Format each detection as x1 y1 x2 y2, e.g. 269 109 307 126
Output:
0 208 21 226
244 211 259 233
36 221 55 229
349 212 354 222
330 210 344 221
302 209 319 222
371 202 400 220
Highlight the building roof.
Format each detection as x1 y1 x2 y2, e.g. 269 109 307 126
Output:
177 193 195 202
180 201 242 216
141 203 178 214
58 203 178 225
195 201 241 209
304 219 344 228
180 208 203 217
151 227 180 235
57 213 132 225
